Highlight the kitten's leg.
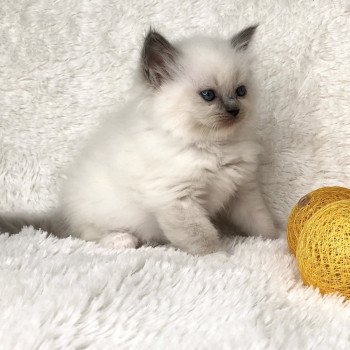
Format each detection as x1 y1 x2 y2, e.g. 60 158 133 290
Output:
229 181 278 239
98 232 139 249
156 199 222 255
79 226 139 249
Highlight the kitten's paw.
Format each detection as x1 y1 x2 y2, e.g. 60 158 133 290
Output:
247 222 281 240
185 239 224 256
209 250 231 258
259 227 281 240
99 232 139 249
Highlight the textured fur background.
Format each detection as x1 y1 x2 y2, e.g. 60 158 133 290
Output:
1 0 350 348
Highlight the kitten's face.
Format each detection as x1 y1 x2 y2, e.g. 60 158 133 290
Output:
140 26 257 141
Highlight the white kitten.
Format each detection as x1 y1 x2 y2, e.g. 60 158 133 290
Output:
1 26 278 255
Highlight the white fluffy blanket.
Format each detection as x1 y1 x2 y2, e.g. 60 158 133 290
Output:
1 0 350 348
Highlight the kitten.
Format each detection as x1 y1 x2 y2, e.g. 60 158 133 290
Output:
1 26 278 255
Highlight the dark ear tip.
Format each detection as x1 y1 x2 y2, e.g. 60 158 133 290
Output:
141 27 178 88
231 24 259 50
145 27 162 41
245 24 259 35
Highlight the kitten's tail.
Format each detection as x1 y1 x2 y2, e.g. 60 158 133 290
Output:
0 210 67 237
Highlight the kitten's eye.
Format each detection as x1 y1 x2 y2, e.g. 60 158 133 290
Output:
236 85 247 97
200 89 216 102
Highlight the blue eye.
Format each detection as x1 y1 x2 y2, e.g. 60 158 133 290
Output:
200 89 216 102
236 85 247 97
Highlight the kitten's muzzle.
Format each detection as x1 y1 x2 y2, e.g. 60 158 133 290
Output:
223 97 240 118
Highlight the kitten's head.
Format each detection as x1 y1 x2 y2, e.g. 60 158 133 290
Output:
139 26 258 141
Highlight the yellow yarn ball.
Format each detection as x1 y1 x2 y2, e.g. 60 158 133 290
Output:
296 200 350 299
287 186 350 255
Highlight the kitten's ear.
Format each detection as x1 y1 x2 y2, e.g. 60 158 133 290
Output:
231 25 258 51
141 28 179 88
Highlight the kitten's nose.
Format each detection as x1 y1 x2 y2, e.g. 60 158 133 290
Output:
227 108 240 117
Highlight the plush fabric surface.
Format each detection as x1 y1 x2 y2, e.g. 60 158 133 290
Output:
1 0 350 348
1 229 350 349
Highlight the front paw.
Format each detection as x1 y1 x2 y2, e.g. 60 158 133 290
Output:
258 225 282 240
262 230 280 239
99 232 139 249
184 239 224 256
247 222 281 240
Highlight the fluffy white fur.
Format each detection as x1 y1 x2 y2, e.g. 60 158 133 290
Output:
52 28 277 254
0 28 278 254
